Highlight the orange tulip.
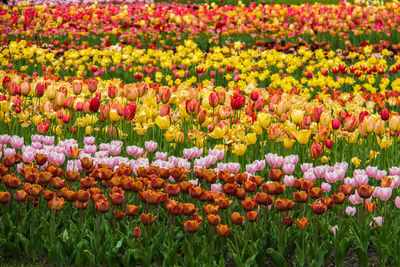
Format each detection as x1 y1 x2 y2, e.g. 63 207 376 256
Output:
296 218 309 229
184 220 201 233
365 201 376 213
126 205 139 217
0 191 11 204
293 191 308 203
231 212 245 225
241 197 257 211
246 211 258 222
332 193 346 204
206 214 221 226
47 197 64 212
140 213 156 226
254 192 274 206
217 224 231 237
311 201 327 215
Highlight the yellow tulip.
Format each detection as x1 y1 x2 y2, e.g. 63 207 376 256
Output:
233 143 247 156
283 138 295 149
155 116 170 130
257 113 271 128
109 109 121 124
351 157 361 168
32 115 43 126
85 126 92 135
293 130 311 145
377 136 392 149
209 126 227 139
175 132 185 143
291 109 304 125
245 133 257 145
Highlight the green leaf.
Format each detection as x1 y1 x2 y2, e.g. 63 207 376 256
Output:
266 248 287 267
84 249 96 266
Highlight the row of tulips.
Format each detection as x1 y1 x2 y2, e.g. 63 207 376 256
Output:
2 1 400 48
2 70 400 167
3 39 400 89
1 135 400 266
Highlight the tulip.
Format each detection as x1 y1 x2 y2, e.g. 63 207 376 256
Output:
184 220 201 233
357 185 374 199
246 211 258 222
133 227 142 238
140 213 156 226
0 192 11 204
380 109 389 121
310 142 323 159
291 109 304 125
206 214 221 226
311 201 327 215
217 224 231 237
345 206 356 216
296 218 309 229
230 91 245 110
48 197 65 212
293 130 311 145
331 118 340 130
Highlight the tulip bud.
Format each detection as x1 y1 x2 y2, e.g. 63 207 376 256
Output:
310 142 323 158
250 91 259 101
123 102 137 120
331 118 340 130
325 139 333 148
160 87 171 104
291 109 304 125
73 81 82 95
20 81 31 96
160 104 170 117
381 109 389 121
209 92 219 108
35 83 45 97
319 111 331 127
108 85 117 98
55 92 66 107
133 227 142 238
197 108 207 124
87 78 98 93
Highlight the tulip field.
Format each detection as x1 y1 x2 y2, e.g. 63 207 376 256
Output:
2 0 400 266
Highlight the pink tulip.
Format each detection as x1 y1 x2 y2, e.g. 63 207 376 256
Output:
332 225 338 235
109 145 121 156
4 148 16 157
373 187 392 201
389 167 400 176
344 177 356 187
155 152 167 161
376 170 387 180
321 182 331 192
84 145 97 155
354 174 368 186
365 166 378 178
211 184 222 192
301 163 313 173
371 216 383 227
314 165 326 178
10 136 24 149
43 136 55 146
304 170 316 182
145 141 157 152
0 134 10 145
283 163 295 174
345 206 356 216
84 137 96 146
22 151 35 163
283 175 294 186
395 196 400 209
